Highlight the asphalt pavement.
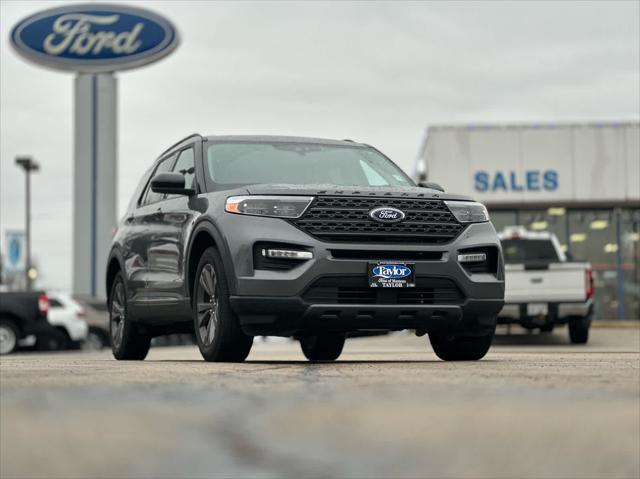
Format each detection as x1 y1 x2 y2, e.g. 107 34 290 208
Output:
1 327 639 479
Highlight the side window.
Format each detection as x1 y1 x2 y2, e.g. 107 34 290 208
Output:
140 154 176 206
49 299 63 308
170 148 196 193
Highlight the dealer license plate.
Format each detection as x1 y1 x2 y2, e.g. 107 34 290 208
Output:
368 262 415 288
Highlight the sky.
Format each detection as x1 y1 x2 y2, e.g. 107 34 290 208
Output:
1 0 639 292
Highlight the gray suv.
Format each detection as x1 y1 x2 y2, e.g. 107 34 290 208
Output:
106 135 504 362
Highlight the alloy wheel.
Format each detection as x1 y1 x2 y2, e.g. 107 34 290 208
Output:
110 282 126 349
197 263 219 346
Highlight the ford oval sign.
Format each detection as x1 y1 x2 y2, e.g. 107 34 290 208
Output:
10 4 179 72
369 207 406 223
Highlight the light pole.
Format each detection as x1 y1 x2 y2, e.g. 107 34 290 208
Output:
15 156 39 291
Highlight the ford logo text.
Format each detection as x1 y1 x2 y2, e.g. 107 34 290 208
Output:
10 4 179 72
369 207 406 223
372 265 412 279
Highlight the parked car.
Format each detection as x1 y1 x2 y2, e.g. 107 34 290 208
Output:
497 227 593 343
0 290 53 354
106 134 505 362
47 293 89 349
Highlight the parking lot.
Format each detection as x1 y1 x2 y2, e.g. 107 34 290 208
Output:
1 326 638 479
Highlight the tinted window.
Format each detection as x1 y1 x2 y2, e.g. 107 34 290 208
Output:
501 239 560 264
170 148 195 191
49 299 63 308
206 142 412 187
140 154 176 206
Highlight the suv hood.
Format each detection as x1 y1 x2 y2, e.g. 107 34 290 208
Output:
244 183 474 202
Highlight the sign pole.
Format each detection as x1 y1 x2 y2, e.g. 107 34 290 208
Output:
73 73 117 299
25 164 31 290
15 156 39 290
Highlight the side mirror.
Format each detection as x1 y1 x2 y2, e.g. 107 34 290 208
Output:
418 181 445 192
151 172 195 196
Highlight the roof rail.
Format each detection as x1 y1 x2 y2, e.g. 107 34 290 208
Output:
158 133 204 157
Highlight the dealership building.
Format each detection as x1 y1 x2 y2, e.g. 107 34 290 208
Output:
417 121 640 320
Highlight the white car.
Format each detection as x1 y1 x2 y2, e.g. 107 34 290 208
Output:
47 293 89 349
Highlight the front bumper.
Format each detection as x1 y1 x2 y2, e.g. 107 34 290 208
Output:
231 296 502 336
217 215 505 335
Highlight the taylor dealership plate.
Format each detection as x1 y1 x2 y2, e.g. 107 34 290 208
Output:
368 262 415 288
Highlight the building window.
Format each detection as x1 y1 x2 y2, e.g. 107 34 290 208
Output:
620 209 640 319
569 209 618 319
490 210 518 233
489 206 640 320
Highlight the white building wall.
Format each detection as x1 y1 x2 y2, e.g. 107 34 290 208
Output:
420 123 640 205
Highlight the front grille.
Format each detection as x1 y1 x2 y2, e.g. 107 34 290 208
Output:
303 276 465 305
291 196 463 244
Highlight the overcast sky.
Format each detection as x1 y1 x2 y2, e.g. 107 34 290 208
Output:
1 0 639 291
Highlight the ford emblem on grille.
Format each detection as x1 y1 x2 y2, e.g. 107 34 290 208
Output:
369 207 406 223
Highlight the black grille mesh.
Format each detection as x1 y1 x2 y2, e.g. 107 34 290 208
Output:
291 196 463 243
303 276 465 305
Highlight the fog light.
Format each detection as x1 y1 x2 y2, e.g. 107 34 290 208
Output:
262 249 313 260
458 253 486 263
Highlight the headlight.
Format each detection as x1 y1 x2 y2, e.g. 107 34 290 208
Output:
225 195 314 219
445 201 490 223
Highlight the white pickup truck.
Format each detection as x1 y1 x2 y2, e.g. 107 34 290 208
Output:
497 227 594 343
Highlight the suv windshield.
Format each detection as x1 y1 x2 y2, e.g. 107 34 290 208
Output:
501 239 560 264
206 142 413 187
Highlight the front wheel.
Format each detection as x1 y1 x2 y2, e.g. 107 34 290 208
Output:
109 272 151 360
36 329 69 351
299 333 346 361
429 329 495 361
193 247 253 362
83 327 109 351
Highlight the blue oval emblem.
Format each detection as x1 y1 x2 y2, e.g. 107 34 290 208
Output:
372 265 412 279
10 4 179 72
369 206 406 223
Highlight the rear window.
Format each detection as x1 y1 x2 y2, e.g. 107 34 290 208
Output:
501 239 560 264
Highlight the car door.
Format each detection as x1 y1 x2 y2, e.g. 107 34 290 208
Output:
144 145 200 306
125 153 177 305
119 166 153 301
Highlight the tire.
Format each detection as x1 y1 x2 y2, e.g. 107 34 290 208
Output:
193 247 253 362
299 333 346 361
429 329 495 361
109 272 151 360
0 319 19 355
83 328 108 351
36 329 69 351
568 316 590 344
